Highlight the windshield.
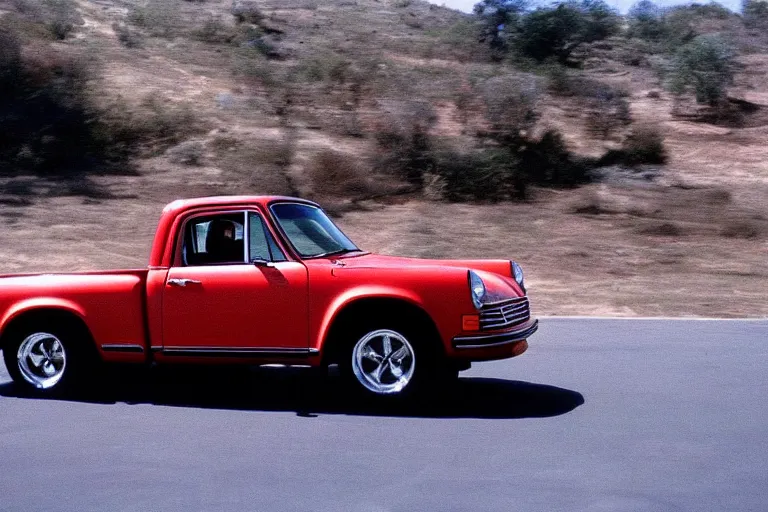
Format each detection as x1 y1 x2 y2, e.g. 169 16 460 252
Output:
271 203 360 258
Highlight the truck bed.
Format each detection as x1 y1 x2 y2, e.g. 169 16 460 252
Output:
0 269 150 362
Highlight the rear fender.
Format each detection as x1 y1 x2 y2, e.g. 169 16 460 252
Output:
0 298 87 338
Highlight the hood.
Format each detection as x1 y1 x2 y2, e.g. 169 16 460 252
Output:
335 253 524 297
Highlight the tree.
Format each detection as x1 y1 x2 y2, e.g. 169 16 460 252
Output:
670 35 734 106
473 0 528 58
517 0 620 64
627 0 668 41
743 0 768 27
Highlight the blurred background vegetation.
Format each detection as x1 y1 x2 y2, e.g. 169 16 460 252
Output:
0 0 766 315
3 0 765 202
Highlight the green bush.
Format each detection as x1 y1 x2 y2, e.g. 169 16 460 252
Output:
0 28 96 174
433 129 595 202
434 149 514 201
669 34 734 106
521 130 595 186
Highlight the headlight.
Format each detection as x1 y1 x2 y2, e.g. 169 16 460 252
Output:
468 270 486 309
511 261 526 293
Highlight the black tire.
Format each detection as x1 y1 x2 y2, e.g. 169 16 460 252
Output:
2 321 98 396
338 318 447 400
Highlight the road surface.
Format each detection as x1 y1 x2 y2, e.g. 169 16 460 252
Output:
1 318 766 512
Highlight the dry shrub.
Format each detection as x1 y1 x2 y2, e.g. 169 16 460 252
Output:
95 94 203 157
308 150 371 198
570 192 616 215
599 126 667 167
546 70 631 139
112 22 143 48
586 96 632 139
218 143 297 196
373 100 438 187
11 0 82 40
621 127 667 164
479 74 540 143
231 1 265 24
636 221 684 236
210 135 241 152
128 0 182 39
721 220 763 239
232 47 274 87
194 16 232 44
166 140 205 166
701 187 731 205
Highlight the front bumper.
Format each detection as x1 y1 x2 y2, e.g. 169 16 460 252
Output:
452 318 538 350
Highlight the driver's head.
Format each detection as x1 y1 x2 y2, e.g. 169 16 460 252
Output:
206 219 239 262
208 219 235 242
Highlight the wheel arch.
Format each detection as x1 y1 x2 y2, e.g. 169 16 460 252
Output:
320 295 444 365
0 301 96 355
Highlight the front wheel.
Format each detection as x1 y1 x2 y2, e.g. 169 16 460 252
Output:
351 328 417 395
341 322 451 399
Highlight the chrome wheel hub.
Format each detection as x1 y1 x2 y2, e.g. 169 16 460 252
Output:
17 333 67 389
352 329 415 395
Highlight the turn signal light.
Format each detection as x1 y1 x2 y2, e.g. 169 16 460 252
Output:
462 315 480 331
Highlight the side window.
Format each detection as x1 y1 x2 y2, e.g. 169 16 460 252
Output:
248 212 287 263
183 213 246 266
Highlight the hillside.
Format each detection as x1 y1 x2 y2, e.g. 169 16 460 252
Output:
0 0 766 317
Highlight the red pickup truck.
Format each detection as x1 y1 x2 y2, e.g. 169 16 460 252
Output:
0 196 537 399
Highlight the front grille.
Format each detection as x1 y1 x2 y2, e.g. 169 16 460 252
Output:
480 297 530 331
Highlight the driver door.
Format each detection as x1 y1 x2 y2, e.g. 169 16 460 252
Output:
161 210 309 355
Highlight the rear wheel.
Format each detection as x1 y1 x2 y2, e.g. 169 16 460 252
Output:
3 323 96 395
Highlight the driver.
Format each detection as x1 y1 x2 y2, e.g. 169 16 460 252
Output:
206 219 242 263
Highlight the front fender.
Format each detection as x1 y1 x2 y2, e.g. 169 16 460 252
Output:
314 285 424 351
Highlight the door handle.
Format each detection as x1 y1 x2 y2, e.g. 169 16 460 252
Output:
167 278 202 287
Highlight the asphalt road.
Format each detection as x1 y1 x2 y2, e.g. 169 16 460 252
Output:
1 318 767 512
